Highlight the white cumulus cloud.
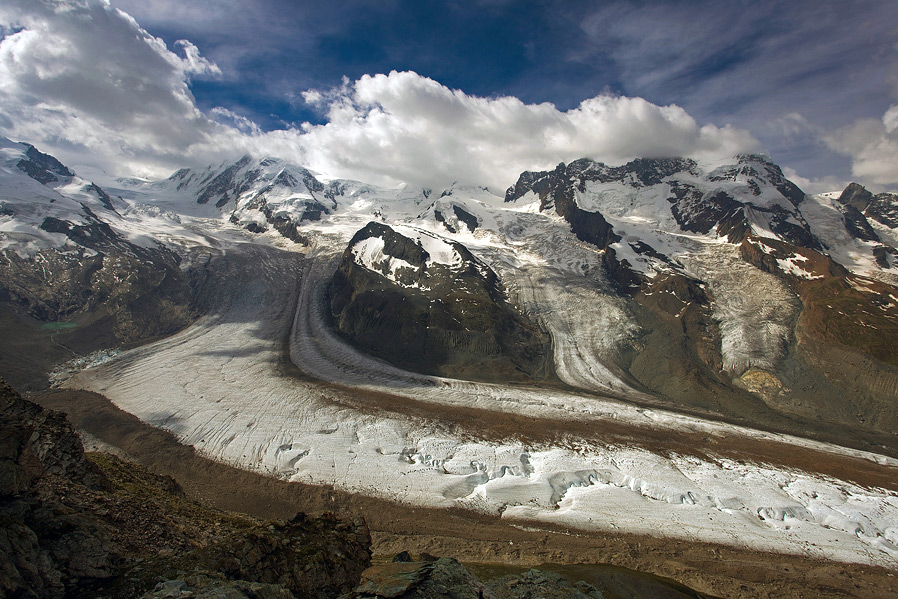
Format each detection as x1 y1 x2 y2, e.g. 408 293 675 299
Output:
173 39 222 79
0 0 224 177
295 71 758 190
0 0 759 188
826 105 898 187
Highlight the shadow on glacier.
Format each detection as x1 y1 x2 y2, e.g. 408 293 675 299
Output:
186 242 521 393
188 242 305 340
184 243 436 391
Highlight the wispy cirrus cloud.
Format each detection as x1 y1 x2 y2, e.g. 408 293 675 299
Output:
575 0 898 187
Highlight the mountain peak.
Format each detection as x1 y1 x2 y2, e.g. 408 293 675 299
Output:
837 182 874 212
10 142 76 185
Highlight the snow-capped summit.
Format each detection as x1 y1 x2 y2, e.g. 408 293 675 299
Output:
330 220 551 381
0 137 123 254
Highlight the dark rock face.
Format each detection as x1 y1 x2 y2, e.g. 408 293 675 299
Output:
85 182 118 213
834 183 883 242
838 182 898 229
838 182 875 212
505 162 620 251
16 144 76 184
435 204 479 234
0 379 116 598
330 222 552 382
191 513 370 599
668 184 746 240
873 244 898 269
0 380 105 495
167 167 194 191
453 205 479 232
868 192 898 228
433 208 456 233
840 204 881 242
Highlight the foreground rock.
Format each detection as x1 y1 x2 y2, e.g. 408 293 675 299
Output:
0 379 116 597
348 553 718 599
0 378 370 598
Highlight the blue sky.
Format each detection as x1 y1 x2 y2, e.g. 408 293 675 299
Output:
2 0 897 190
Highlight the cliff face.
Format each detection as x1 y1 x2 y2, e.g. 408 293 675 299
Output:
0 378 117 597
0 379 371 599
330 222 552 382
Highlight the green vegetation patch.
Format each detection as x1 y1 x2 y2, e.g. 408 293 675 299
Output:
40 321 78 331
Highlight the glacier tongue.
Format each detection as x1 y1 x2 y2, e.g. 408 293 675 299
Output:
63 237 898 568
679 245 799 373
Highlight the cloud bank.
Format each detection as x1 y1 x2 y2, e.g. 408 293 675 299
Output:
826 105 898 187
295 71 757 189
0 0 759 189
0 0 228 177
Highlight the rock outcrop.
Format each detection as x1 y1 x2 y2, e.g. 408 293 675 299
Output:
0 379 371 599
0 378 117 598
330 222 552 382
348 553 716 599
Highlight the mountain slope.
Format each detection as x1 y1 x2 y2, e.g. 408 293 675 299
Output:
0 139 195 389
329 221 552 382
503 155 898 432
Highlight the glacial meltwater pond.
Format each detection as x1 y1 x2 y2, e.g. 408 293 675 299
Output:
40 322 78 331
